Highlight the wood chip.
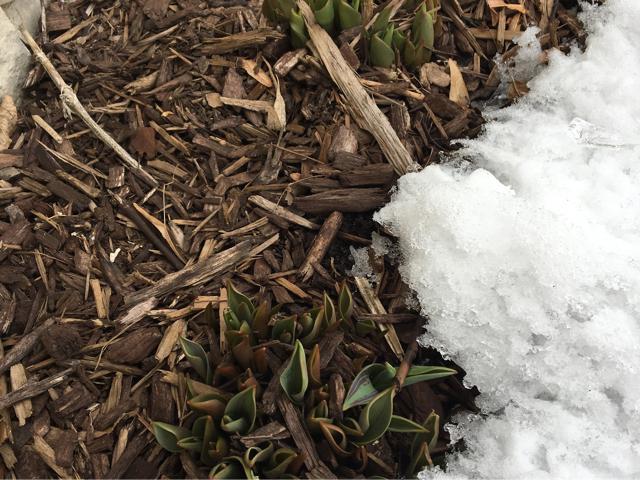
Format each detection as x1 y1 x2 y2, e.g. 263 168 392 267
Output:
448 59 470 107
9 364 32 425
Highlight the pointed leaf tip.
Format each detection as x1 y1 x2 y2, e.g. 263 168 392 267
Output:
280 339 309 404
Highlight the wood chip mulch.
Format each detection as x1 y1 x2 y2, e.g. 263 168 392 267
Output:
0 0 584 477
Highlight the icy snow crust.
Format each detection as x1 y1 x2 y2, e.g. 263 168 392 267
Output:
375 1 640 477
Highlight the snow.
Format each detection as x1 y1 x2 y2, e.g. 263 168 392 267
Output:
374 0 640 477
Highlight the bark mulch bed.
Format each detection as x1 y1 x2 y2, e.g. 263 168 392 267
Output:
0 0 584 477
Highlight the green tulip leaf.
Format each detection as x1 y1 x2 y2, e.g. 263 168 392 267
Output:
412 410 440 452
354 387 395 446
343 363 388 410
336 0 362 30
308 344 322 388
356 317 378 336
221 387 257 435
388 415 428 433
319 422 351 457
403 39 419 68
412 3 434 45
209 456 255 479
227 281 255 324
370 5 392 34
280 340 309 405
300 308 324 346
202 436 229 466
244 441 274 468
339 416 364 438
408 2 434 65
152 422 191 453
252 300 271 340
186 378 232 399
179 336 211 383
224 309 241 331
231 334 254 370
263 0 295 21
370 27 396 68
271 315 297 345
407 411 440 473
338 284 354 322
404 365 457 387
306 399 331 433
311 0 336 33
407 440 432 474
323 293 337 328
263 447 300 478
192 415 216 444
290 9 309 49
176 435 202 452
188 393 227 418
392 29 407 51
371 362 397 389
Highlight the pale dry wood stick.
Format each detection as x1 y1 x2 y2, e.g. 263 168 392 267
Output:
0 319 54 375
0 368 71 410
248 195 318 229
297 0 415 176
9 364 32 425
354 276 404 359
123 240 253 306
19 28 159 188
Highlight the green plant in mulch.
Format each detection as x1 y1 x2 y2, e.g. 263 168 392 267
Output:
153 281 455 478
263 0 439 69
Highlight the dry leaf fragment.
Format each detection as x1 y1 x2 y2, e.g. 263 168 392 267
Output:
0 96 17 150
206 90 286 131
448 59 470 107
206 93 224 108
420 63 451 88
267 76 286 131
240 59 273 88
124 71 159 93
130 127 157 158
155 318 186 362
132 202 186 263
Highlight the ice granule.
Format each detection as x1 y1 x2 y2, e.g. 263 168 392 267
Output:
375 0 640 477
348 245 373 279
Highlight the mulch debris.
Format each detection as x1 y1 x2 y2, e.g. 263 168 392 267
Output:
0 0 583 477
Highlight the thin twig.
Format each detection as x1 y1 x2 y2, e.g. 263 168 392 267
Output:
394 338 419 390
19 28 159 188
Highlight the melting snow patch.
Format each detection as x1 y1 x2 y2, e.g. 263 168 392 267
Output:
375 0 640 477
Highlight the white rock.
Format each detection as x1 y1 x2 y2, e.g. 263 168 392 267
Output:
0 0 42 101
3 0 41 33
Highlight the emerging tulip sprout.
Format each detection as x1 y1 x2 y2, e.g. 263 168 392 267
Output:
152 281 455 478
263 0 439 69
